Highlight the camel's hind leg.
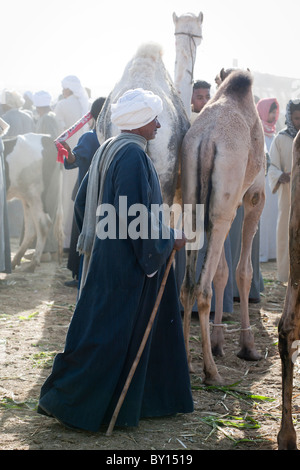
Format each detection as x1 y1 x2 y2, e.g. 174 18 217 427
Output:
181 248 198 372
196 222 232 385
236 187 264 360
211 245 229 357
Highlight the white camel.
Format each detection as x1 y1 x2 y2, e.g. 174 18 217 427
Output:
97 11 203 206
97 42 188 206
180 70 266 384
173 11 203 118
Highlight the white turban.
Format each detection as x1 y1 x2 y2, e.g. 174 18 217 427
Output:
111 88 163 130
33 90 52 107
1 89 24 108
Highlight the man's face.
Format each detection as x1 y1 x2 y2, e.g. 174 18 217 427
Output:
137 117 161 141
62 88 73 99
191 87 211 113
268 109 278 123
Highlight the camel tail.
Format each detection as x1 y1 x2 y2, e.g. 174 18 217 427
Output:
224 71 253 98
198 138 216 227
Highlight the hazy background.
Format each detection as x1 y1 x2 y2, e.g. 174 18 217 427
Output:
1 0 299 101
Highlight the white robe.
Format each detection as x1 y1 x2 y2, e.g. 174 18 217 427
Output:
268 132 293 282
55 95 89 248
259 135 278 262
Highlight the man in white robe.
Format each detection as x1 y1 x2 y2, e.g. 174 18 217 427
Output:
54 76 90 249
268 99 300 282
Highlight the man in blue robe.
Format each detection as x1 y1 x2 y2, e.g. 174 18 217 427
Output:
37 88 194 432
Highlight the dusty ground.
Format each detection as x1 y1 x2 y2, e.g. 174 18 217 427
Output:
1 238 299 452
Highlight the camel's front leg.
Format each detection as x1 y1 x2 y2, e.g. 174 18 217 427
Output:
181 248 198 372
29 214 52 272
277 283 299 450
23 198 52 273
211 246 229 357
278 131 300 449
236 187 264 361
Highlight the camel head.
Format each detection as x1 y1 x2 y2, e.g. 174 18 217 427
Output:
173 11 203 46
173 11 204 117
215 67 251 87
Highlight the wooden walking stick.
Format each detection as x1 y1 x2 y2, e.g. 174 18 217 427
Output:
106 248 176 436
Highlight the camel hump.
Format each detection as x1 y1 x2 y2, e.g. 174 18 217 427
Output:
135 42 163 61
224 70 253 98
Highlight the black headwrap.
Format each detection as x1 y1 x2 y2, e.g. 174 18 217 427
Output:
280 99 300 138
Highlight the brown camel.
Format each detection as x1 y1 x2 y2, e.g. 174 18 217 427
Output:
180 70 265 384
277 130 300 450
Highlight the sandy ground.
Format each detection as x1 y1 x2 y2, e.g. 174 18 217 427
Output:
1 239 299 453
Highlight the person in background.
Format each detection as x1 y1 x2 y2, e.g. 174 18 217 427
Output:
256 98 280 263
268 99 300 282
1 89 35 136
37 88 193 431
54 75 90 251
22 91 35 119
230 134 265 303
32 90 62 262
1 90 35 239
0 117 11 274
257 98 280 152
34 90 61 139
62 96 106 287
229 205 264 305
191 80 211 122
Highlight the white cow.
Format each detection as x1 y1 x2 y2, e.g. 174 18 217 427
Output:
3 133 63 272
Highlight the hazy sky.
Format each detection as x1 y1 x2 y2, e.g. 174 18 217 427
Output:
1 0 299 102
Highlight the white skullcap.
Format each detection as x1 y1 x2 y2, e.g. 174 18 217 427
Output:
111 88 163 130
33 90 52 107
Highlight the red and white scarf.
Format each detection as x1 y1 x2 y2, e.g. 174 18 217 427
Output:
256 98 279 137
